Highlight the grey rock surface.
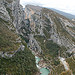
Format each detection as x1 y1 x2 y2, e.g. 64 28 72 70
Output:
24 5 75 56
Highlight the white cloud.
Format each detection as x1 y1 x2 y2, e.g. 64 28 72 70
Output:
20 0 75 15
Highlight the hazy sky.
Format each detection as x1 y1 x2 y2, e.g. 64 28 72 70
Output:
20 0 75 15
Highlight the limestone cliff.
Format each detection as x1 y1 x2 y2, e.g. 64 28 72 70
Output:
25 5 75 55
25 5 75 75
0 0 30 57
0 1 38 75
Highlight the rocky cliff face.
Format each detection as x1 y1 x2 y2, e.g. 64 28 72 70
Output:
0 1 38 75
25 5 75 54
25 5 75 75
0 0 26 57
0 0 28 31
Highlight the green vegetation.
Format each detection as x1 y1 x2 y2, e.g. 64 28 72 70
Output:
68 26 75 30
72 27 75 30
45 40 60 57
43 28 50 39
0 18 20 52
34 35 66 58
51 64 65 75
50 61 72 75
34 35 45 45
60 70 72 75
0 42 37 75
34 35 67 75
54 17 74 40
35 28 40 34
51 55 75 75
66 57 75 75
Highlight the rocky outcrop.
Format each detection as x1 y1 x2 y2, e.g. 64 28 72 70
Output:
25 5 75 55
24 5 75 75
0 44 25 58
0 0 26 31
0 0 26 58
29 34 42 53
0 0 11 21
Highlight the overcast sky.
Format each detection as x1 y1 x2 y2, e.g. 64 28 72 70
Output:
20 0 75 15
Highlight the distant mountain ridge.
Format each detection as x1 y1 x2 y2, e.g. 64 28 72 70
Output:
49 8 75 20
